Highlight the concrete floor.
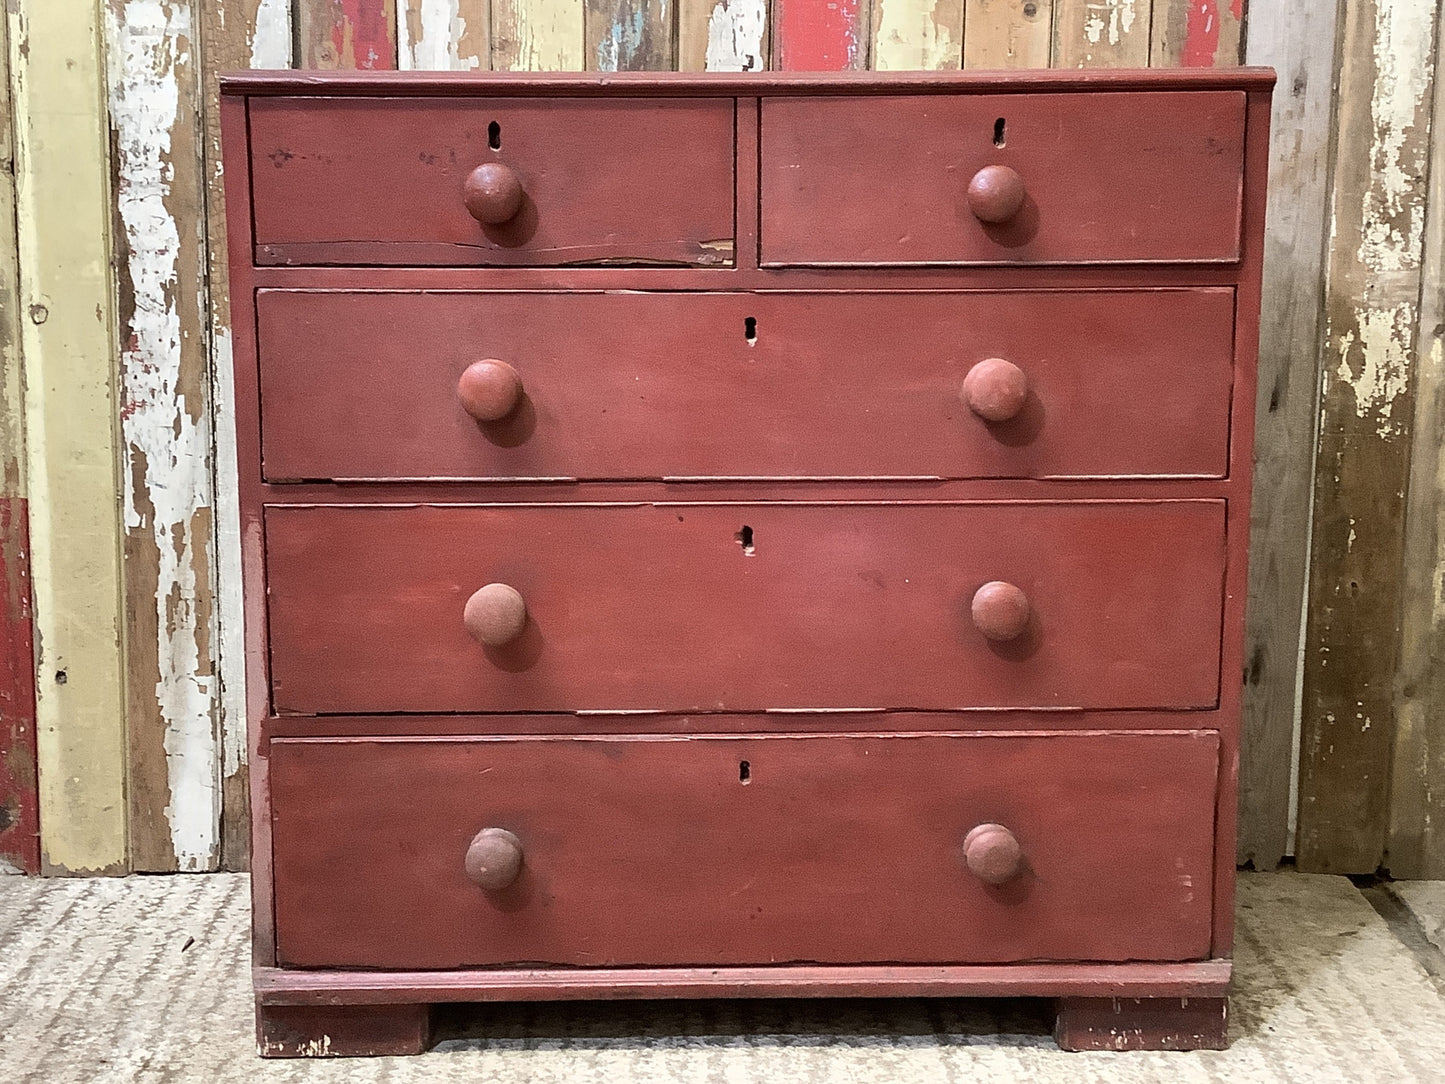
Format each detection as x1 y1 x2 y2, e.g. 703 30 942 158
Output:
2 872 1444 1082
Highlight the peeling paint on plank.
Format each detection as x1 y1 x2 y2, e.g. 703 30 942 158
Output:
300 0 397 70
774 0 867 70
493 0 585 70
872 0 963 70
1052 0 1149 67
107 0 219 871
586 0 672 72
401 0 490 69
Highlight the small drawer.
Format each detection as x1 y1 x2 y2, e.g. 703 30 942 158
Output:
270 729 1220 968
761 92 1245 265
264 501 1226 714
257 288 1235 483
248 97 735 266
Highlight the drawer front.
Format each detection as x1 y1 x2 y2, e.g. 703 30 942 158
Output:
248 97 735 266
265 501 1226 714
270 730 1220 968
258 289 1234 483
761 93 1245 265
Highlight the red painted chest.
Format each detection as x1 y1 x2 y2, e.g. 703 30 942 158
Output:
221 68 1273 1057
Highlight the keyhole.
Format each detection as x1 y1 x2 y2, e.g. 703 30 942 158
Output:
993 118 1006 147
488 121 501 150
736 525 755 555
745 316 757 345
739 760 751 784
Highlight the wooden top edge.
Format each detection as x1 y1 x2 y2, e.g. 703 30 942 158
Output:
221 67 1277 97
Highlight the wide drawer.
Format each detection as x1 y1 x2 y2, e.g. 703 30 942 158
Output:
270 730 1220 968
248 97 735 266
265 501 1226 714
761 92 1245 265
257 289 1235 483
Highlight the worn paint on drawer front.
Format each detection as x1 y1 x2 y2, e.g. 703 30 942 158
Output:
270 729 1220 968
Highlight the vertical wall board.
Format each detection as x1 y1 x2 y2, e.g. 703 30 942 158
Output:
493 0 585 68
8 1 128 875
962 0 1052 68
1235 1 1341 868
872 0 963 69
1298 0 1439 874
107 0 220 873
586 0 674 70
1051 0 1151 67
400 0 491 68
298 0 398 68
199 0 290 872
0 4 38 875
773 0 869 70
679 0 767 70
1390 14 1445 879
1151 0 1241 66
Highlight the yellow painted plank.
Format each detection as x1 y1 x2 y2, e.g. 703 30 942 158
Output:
680 0 768 71
8 0 128 874
1051 0 1150 67
872 0 963 69
493 0 585 69
962 0 1052 68
400 0 491 69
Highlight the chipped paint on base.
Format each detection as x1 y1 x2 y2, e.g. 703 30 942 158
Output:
704 0 766 71
107 1 218 870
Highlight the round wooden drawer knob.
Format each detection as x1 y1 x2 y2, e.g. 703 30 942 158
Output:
464 583 528 647
458 359 524 422
964 823 1023 885
464 162 524 225
465 827 523 890
962 358 1028 423
971 580 1030 642
967 165 1026 224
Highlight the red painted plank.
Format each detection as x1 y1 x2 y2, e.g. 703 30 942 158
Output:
270 731 1220 968
761 91 1246 265
248 97 736 266
773 0 867 70
264 501 1228 714
256 289 1236 484
0 497 38 874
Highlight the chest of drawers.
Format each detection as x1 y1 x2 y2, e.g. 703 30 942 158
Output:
221 68 1273 1058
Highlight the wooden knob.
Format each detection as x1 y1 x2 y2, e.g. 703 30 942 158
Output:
464 162 524 225
967 164 1026 224
458 359 523 422
962 358 1028 423
971 581 1030 642
464 583 528 647
964 823 1023 885
465 827 523 890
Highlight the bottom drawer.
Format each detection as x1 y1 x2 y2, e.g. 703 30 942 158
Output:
270 729 1220 969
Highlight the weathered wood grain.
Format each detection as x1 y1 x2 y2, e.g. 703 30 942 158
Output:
872 0 963 69
0 4 38 875
298 0 397 69
1298 0 1439 873
680 0 767 70
106 0 220 872
8 0 128 873
1235 1 1341 869
198 0 290 873
1390 15 1445 879
963 0 1053 68
1151 0 1241 66
773 0 869 70
401 0 491 68
1051 0 1150 67
586 0 673 70
493 0 585 69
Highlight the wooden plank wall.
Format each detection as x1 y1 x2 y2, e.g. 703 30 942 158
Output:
7 0 1445 877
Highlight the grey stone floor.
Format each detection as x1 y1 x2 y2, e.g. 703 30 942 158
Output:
2 871 1444 1082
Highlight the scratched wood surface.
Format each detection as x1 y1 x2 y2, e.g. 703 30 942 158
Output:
1234 0 1342 870
1296 0 1440 874
10 0 129 874
0 9 37 875
1390 22 1445 879
963 0 1052 68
